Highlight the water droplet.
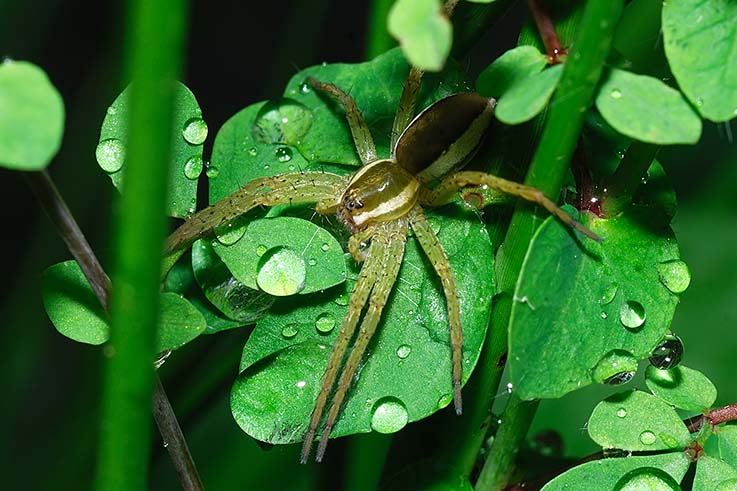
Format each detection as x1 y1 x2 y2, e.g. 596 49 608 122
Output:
657 260 691 294
256 247 306 296
716 478 737 491
614 467 681 491
396 345 411 359
696 98 704 107
315 312 335 333
275 146 292 162
252 98 313 144
182 117 208 145
96 139 126 173
616 407 627 418
296 380 306 388
248 147 258 157
592 349 638 385
370 397 408 433
205 162 219 179
619 300 646 329
599 283 618 305
215 222 246 245
299 82 311 94
506 382 514 394
600 311 608 319
288 164 296 171
183 156 204 180
610 88 622 99
639 430 657 446
281 323 298 338
320 243 329 252
648 334 684 370
308 258 317 266
616 148 626 160
256 244 267 256
659 432 679 449
334 292 349 306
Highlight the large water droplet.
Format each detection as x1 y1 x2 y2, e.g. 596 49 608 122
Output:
639 430 657 445
396 345 411 359
592 349 638 385
96 139 126 173
215 222 246 245
648 334 684 370
315 312 335 333
370 397 408 434
256 247 306 296
619 300 646 329
182 117 208 145
281 323 298 338
183 156 203 180
599 283 618 305
614 467 681 491
716 478 737 491
657 260 691 294
252 98 313 145
275 146 292 162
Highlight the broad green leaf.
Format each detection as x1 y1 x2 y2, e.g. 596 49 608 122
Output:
476 45 547 98
97 82 207 218
662 0 737 122
718 426 737 469
595 68 701 145
44 260 206 350
509 203 682 399
541 452 691 491
192 239 273 323
495 64 563 125
694 456 737 491
645 365 717 411
231 206 494 443
588 391 691 451
388 0 452 72
211 217 346 296
0 60 64 171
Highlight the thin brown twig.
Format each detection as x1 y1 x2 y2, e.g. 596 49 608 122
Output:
527 0 565 63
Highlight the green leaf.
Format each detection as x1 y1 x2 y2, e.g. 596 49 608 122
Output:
495 64 563 125
595 68 702 145
694 456 737 491
388 0 452 72
509 202 682 399
0 60 64 171
718 426 737 469
541 452 691 491
231 206 494 443
588 390 691 452
476 45 547 98
662 0 737 122
192 239 273 323
645 365 717 411
44 260 206 350
96 82 207 218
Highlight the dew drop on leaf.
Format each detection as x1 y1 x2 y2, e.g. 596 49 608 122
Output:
610 88 623 99
315 312 335 333
256 247 306 296
252 98 313 145
248 147 258 156
334 292 349 306
275 146 293 162
215 223 246 246
205 162 219 179
396 344 411 359
648 334 684 370
183 156 203 180
616 407 627 418
614 467 681 491
299 82 311 94
320 243 330 252
370 397 408 434
96 138 126 173
256 244 267 256
281 323 298 339
639 430 657 446
308 258 317 266
592 349 638 385
657 260 691 294
599 283 618 305
182 117 208 145
619 300 646 329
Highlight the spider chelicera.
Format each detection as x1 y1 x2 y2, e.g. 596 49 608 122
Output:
164 61 600 463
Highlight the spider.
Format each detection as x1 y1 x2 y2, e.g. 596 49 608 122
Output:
164 62 600 464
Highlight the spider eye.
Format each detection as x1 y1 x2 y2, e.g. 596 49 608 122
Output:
354 199 364 209
347 200 356 209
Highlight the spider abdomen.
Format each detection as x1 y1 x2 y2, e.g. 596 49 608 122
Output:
338 158 419 232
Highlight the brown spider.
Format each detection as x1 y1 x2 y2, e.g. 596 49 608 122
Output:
164 63 600 463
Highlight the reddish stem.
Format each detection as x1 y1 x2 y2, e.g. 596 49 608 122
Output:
528 0 565 63
685 404 737 433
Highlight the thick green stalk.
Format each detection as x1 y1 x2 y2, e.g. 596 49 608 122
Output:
343 433 393 491
94 0 186 489
366 0 395 59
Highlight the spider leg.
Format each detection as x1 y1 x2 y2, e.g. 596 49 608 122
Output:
314 219 408 462
300 229 385 464
420 171 602 242
408 206 464 414
164 172 345 254
306 77 377 165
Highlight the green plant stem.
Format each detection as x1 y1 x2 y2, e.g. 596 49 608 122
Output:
366 0 395 59
469 2 623 489
603 142 659 216
343 433 393 491
94 0 187 489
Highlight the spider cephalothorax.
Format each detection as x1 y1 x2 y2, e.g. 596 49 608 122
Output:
164 54 600 464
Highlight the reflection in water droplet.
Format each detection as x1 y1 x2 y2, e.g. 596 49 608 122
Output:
648 334 684 370
252 98 313 145
256 247 306 296
334 293 349 306
614 467 681 491
96 139 126 173
256 244 267 256
616 407 627 418
619 300 646 329
275 146 292 162
639 431 657 445
599 283 618 305
215 223 246 245
592 349 638 385
657 260 691 294
183 156 204 180
370 397 409 433
315 312 335 333
610 89 622 99
205 163 219 179
182 117 208 145
396 345 411 359
281 323 298 338
248 147 258 156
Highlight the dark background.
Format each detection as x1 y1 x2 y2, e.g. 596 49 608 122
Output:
1 0 735 489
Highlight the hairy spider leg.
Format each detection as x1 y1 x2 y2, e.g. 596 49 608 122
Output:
307 77 377 165
314 219 408 462
164 172 345 254
300 234 386 464
408 206 464 414
421 171 603 243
